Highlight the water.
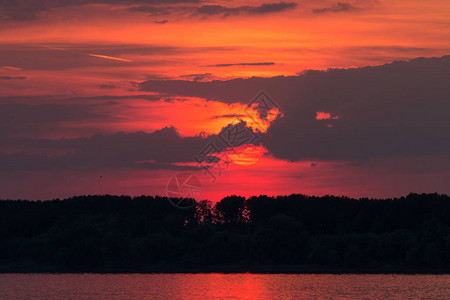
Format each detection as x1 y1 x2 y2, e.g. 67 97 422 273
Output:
0 274 449 299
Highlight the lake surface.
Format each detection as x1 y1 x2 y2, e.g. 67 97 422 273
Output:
0 274 449 299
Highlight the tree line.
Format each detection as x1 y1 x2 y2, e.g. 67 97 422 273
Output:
0 193 449 272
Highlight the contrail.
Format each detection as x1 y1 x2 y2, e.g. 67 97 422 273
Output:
38 45 133 62
88 54 132 62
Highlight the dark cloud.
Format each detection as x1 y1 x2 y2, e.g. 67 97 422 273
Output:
0 102 116 138
99 84 117 89
331 46 449 63
250 2 298 14
0 44 132 70
0 44 234 70
206 62 275 67
127 5 171 16
179 73 213 81
64 43 177 56
0 95 169 141
135 162 203 171
211 114 246 119
126 1 297 21
139 75 294 103
0 126 196 170
312 2 357 14
162 97 191 103
345 46 435 53
2 55 449 173
0 76 26 80
141 55 450 162
0 0 202 20
0 102 109 124
153 19 168 24
0 121 258 171
266 56 450 161
0 151 205 172
0 95 59 104
69 94 161 101
196 2 297 17
1 0 296 21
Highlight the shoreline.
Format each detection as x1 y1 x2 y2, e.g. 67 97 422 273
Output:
1 265 450 275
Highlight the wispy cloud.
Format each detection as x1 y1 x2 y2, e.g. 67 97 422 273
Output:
206 62 275 67
0 76 27 80
1 66 23 71
196 2 297 17
88 54 133 62
153 19 168 24
0 0 203 21
312 2 357 14
126 1 298 21
0 44 232 71
179 73 214 81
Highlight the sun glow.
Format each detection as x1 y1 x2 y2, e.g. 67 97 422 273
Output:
224 145 266 166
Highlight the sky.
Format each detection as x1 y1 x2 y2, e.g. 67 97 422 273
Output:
0 0 449 201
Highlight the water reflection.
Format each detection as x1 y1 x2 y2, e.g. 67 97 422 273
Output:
0 274 449 299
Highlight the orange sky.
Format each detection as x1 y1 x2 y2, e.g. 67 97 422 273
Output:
0 0 449 200
1 0 449 82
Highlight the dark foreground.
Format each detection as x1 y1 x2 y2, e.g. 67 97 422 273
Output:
1 193 449 273
1 264 450 274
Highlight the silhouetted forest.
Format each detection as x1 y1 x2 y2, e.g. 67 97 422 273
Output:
1 193 449 273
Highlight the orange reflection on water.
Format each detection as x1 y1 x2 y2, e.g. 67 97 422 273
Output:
2 273 450 299
197 273 269 300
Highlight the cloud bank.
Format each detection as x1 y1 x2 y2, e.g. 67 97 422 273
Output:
140 55 450 162
1 56 449 172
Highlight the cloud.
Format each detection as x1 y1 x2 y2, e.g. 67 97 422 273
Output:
126 1 297 21
312 2 357 14
179 73 214 81
0 126 198 171
0 0 297 22
206 62 275 67
2 55 449 172
0 151 206 172
315 112 339 120
250 2 298 14
0 0 202 21
88 53 133 62
211 114 246 119
0 76 26 80
69 94 161 101
127 5 172 16
263 56 450 161
0 44 234 70
139 75 294 103
141 55 450 162
196 2 297 17
1 66 22 71
0 44 132 70
99 84 117 89
0 121 260 171
0 102 116 138
153 19 168 24
134 162 203 171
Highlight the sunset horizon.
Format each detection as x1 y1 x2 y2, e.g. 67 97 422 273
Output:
1 0 450 202
1 55 450 202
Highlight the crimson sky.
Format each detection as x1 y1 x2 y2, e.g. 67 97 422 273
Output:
0 0 449 201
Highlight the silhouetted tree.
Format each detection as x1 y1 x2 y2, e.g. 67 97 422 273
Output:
214 196 246 224
0 193 449 272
